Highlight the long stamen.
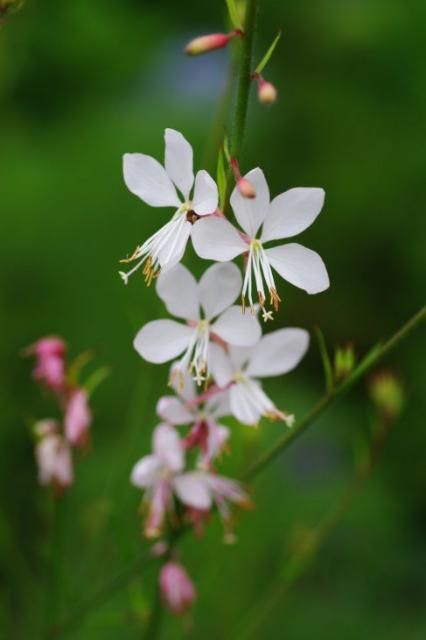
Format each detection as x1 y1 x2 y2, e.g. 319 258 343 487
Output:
241 240 281 318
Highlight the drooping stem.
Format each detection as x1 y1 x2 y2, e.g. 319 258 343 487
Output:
243 306 426 481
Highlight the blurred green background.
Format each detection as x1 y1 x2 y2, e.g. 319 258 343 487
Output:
1 0 425 638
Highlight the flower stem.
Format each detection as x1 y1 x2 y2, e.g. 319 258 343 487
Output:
243 306 426 481
230 0 257 157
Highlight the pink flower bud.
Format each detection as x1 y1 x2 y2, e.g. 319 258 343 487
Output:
258 79 277 104
64 388 92 447
35 424 73 493
26 336 67 392
159 562 196 615
185 31 241 56
237 177 256 198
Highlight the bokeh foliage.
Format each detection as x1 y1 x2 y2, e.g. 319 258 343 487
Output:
0 0 425 638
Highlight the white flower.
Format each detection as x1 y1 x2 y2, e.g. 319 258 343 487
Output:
209 328 310 426
133 262 261 385
157 365 231 466
131 423 248 537
120 128 219 284
34 420 74 491
191 168 329 320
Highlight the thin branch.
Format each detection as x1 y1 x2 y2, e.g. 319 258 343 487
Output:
243 306 425 481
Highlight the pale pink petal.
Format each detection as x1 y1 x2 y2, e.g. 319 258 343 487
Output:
164 129 194 199
173 472 212 510
64 388 92 447
230 168 270 237
191 216 247 262
156 396 194 425
198 262 241 320
212 305 261 347
266 243 330 294
123 153 180 207
205 390 231 419
209 343 234 388
203 473 248 504
191 170 218 215
133 320 193 364
156 263 199 321
261 188 325 242
130 454 162 488
246 328 310 378
153 424 184 472
228 345 254 371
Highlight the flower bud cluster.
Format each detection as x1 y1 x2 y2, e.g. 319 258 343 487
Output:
25 336 99 493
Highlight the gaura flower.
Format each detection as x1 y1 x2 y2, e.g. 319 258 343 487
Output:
64 388 92 448
159 561 196 616
34 420 73 492
120 129 218 284
191 168 330 319
157 365 230 466
26 336 66 392
133 262 261 385
209 328 310 426
131 423 249 538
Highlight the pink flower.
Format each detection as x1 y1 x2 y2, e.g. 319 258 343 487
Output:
64 388 92 447
159 562 196 615
27 336 66 392
34 420 73 493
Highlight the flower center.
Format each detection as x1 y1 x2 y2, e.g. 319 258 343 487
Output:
172 320 211 387
241 239 281 321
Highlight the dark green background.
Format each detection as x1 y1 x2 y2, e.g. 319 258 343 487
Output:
1 1 425 638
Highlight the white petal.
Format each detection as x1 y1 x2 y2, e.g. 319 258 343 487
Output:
130 455 162 488
156 263 199 321
209 343 234 387
169 364 196 401
228 345 254 371
173 473 212 510
153 423 184 472
191 170 218 215
156 219 192 270
198 262 241 320
266 243 330 294
164 129 194 200
261 188 325 242
191 216 247 262
246 328 310 378
134 320 193 364
212 305 261 347
229 383 262 426
230 168 270 237
123 153 180 207
156 396 194 425
205 390 231 419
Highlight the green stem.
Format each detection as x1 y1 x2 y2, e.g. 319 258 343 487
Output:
231 0 257 157
142 583 163 640
243 306 426 481
44 495 67 638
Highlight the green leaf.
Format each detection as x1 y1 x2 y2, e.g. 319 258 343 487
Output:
84 366 110 396
225 0 243 31
255 30 282 75
314 327 334 393
216 148 227 211
223 135 231 163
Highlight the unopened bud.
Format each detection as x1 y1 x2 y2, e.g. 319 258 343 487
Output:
185 30 241 56
237 177 256 198
258 79 277 104
334 344 355 381
159 561 196 615
369 370 404 420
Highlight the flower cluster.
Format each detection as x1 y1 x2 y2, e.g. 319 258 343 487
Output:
122 129 329 615
26 336 100 494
